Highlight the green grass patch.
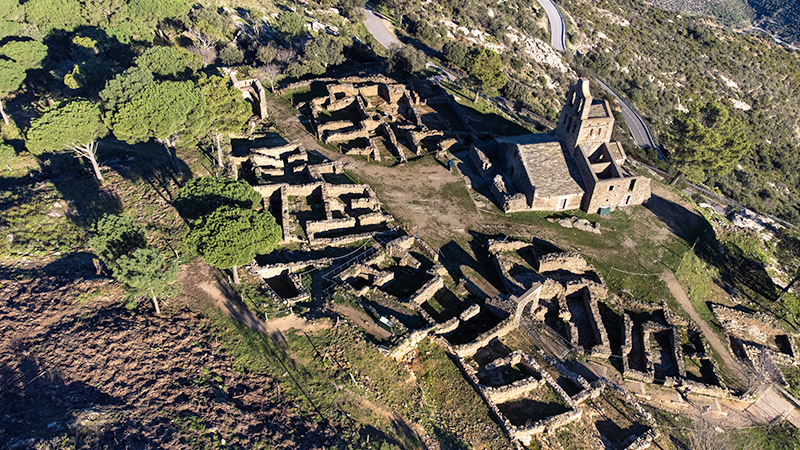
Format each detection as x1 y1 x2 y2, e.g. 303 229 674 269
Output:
415 339 510 449
209 309 427 449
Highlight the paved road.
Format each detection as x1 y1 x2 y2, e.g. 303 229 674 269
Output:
534 0 566 51
363 8 400 49
594 78 666 160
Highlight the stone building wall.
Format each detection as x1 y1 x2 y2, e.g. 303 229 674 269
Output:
582 175 651 214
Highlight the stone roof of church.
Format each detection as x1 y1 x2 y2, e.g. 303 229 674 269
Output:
499 134 585 198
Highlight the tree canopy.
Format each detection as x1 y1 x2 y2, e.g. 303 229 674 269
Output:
90 213 147 267
108 79 206 145
0 59 24 124
26 100 108 180
135 46 199 78
27 100 107 154
199 75 252 166
465 48 506 97
199 75 251 134
114 247 178 315
443 41 470 69
218 46 244 65
186 205 281 281
387 45 426 74
174 176 262 221
273 11 305 37
23 0 84 33
0 59 25 96
127 0 190 25
0 143 15 170
665 101 753 183
0 40 48 69
99 67 155 111
296 34 345 76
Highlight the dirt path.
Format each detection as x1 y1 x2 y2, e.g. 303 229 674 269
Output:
660 270 746 382
179 261 327 337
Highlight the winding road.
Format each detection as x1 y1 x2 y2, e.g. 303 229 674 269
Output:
531 0 665 159
363 8 400 49
594 78 666 160
362 1 663 159
534 0 566 52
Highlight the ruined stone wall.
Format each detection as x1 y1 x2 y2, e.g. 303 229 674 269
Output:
485 377 546 403
357 212 391 227
317 120 356 135
311 232 378 248
408 274 443 305
324 125 369 143
469 145 493 178
537 252 590 274
379 123 406 162
305 217 357 238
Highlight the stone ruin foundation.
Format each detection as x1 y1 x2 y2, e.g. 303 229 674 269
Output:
712 303 799 386
293 77 467 163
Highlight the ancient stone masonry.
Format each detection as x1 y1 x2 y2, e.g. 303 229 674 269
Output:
620 303 730 398
467 78 650 213
489 243 612 358
228 70 268 120
711 303 799 384
296 77 466 164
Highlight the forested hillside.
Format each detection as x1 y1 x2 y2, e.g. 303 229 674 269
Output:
642 0 754 26
748 0 800 45
565 0 800 222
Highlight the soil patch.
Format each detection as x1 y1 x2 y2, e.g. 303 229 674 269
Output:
0 263 334 449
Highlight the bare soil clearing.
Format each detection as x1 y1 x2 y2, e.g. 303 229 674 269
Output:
178 261 328 337
0 261 334 449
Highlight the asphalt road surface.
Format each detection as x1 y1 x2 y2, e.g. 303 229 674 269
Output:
535 0 566 51
363 8 400 49
595 78 666 160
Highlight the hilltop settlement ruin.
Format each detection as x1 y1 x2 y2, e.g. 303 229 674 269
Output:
222 72 798 448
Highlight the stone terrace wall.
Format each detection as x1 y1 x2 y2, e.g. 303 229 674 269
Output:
537 252 591 274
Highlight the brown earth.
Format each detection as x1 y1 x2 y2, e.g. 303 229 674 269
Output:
0 259 335 449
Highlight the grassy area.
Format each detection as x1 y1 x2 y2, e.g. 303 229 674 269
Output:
499 203 691 304
781 364 800 400
209 309 427 449
729 422 800 449
413 339 510 449
675 251 726 337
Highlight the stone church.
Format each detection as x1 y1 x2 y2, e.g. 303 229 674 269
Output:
494 78 651 214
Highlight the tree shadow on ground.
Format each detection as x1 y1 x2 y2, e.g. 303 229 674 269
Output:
100 137 194 204
0 348 120 443
43 153 123 227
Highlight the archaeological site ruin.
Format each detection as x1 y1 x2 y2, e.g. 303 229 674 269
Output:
219 71 800 449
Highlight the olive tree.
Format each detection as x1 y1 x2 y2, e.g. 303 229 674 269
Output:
26 100 109 182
